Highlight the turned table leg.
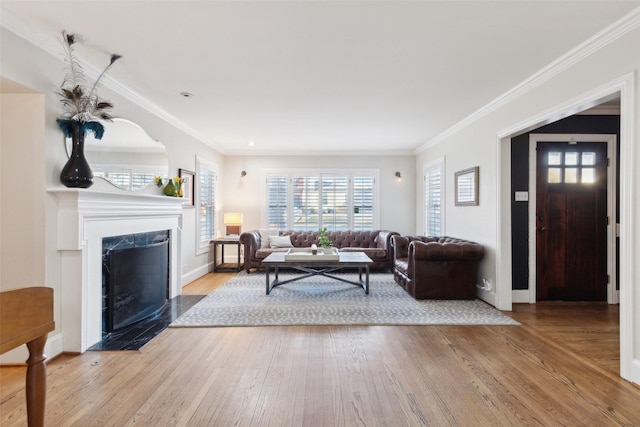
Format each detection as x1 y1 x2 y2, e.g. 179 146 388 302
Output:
25 334 48 427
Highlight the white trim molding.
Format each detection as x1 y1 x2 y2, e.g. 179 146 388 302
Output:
497 72 637 385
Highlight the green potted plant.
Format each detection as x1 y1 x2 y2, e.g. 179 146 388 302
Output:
318 227 331 253
57 31 121 188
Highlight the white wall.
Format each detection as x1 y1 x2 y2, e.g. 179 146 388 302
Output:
0 94 46 290
415 20 640 384
223 155 415 236
0 93 49 363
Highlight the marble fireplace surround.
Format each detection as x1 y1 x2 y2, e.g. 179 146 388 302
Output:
49 189 184 353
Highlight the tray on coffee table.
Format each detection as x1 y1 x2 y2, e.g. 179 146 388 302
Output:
283 247 339 261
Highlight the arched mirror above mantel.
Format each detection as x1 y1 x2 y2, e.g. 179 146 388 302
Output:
65 118 169 191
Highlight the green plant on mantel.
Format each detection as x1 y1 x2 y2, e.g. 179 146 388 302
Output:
318 227 331 248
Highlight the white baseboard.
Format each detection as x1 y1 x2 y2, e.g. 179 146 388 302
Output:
512 290 532 303
477 286 496 308
181 263 211 288
0 331 64 364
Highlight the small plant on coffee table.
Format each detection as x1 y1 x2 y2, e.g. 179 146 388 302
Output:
318 227 331 249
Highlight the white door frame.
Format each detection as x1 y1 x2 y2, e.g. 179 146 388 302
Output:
496 72 637 384
527 134 618 304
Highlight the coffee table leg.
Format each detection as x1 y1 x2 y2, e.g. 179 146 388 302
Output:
266 265 270 294
365 265 369 294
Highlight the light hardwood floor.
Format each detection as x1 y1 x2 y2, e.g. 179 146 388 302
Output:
1 273 638 426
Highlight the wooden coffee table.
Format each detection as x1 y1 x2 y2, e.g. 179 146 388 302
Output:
262 251 373 295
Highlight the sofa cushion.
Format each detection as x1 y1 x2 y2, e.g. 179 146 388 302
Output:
269 235 293 249
259 228 279 249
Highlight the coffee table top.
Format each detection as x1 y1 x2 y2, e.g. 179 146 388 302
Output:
262 251 373 265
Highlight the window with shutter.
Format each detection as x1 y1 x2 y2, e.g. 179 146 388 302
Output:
353 175 374 231
196 157 218 252
424 159 445 236
321 175 349 231
266 170 377 231
267 175 288 229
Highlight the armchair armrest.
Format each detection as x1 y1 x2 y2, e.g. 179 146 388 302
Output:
391 235 410 259
375 230 396 250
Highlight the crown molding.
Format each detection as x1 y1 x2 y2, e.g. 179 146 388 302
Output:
415 6 640 154
223 149 415 157
0 5 225 153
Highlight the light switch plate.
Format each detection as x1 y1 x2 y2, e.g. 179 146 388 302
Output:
514 191 529 202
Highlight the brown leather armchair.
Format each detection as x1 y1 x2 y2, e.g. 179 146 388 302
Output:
391 236 485 299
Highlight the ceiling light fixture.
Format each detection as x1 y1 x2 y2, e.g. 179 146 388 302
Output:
248 141 255 146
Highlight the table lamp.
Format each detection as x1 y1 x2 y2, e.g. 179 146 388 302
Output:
223 213 243 236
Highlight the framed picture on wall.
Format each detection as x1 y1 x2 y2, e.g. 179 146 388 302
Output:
455 167 479 206
179 169 195 207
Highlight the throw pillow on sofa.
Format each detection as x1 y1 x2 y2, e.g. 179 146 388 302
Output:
259 228 279 249
269 235 293 249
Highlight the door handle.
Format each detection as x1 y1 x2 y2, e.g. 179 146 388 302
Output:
538 227 546 232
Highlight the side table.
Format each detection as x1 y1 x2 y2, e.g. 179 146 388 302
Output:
211 238 243 272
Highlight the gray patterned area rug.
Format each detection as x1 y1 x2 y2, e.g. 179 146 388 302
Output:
170 272 519 327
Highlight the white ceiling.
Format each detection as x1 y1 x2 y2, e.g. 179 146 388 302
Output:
1 1 638 155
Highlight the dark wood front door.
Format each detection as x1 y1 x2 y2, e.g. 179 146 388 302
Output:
536 141 608 301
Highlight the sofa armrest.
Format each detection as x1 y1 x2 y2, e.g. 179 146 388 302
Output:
240 231 261 259
391 235 410 259
411 240 485 261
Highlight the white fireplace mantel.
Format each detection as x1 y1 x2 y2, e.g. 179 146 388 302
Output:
49 188 184 352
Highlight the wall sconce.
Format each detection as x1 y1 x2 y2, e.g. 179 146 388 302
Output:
395 171 402 181
240 170 247 181
223 213 243 236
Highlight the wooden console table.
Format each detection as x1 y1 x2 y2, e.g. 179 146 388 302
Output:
0 287 55 427
211 238 243 272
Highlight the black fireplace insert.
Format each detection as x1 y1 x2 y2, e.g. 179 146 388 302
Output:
102 231 169 333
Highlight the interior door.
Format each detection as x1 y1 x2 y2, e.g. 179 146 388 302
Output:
536 141 608 301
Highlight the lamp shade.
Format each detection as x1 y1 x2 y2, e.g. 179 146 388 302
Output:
223 213 243 225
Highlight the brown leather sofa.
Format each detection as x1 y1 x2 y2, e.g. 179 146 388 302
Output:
240 230 399 272
391 236 485 299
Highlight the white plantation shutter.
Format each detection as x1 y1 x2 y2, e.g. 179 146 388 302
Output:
132 173 154 190
292 175 320 231
108 171 130 189
266 175 288 229
321 175 349 231
266 170 377 231
353 175 374 231
424 160 444 236
197 157 218 251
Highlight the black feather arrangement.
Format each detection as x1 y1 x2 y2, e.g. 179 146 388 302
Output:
57 30 121 133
